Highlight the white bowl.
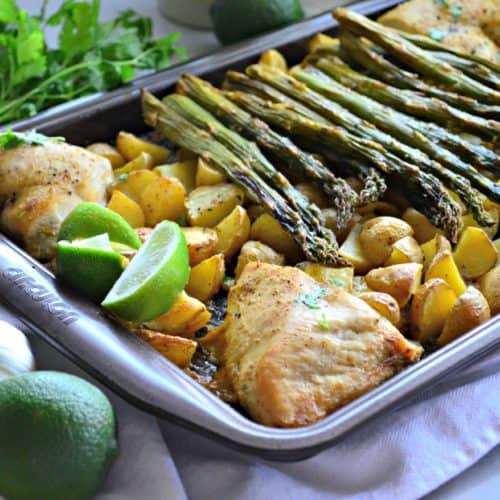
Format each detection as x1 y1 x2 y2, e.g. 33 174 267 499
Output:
158 0 213 29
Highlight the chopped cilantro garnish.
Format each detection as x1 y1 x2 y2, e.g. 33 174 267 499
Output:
434 0 449 7
451 4 462 18
328 277 345 288
0 129 64 149
297 288 326 309
427 28 447 41
176 212 187 226
318 313 329 331
223 275 234 283
117 173 129 182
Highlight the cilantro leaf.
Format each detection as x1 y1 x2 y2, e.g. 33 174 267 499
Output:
451 4 462 18
318 313 329 331
0 128 65 149
297 288 327 309
427 28 447 41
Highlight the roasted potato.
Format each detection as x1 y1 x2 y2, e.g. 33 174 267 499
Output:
479 266 500 315
322 209 360 244
186 253 225 303
357 201 400 218
426 250 466 296
358 291 400 326
134 329 197 368
437 286 490 347
111 169 158 202
420 234 451 270
410 278 458 343
453 226 497 279
385 235 423 265
461 199 499 239
116 131 170 164
214 205 251 260
195 157 227 186
155 161 197 192
247 204 267 222
299 263 354 293
339 221 375 274
365 263 423 307
186 183 245 227
402 208 441 244
107 190 145 228
250 213 302 263
359 216 414 266
182 227 218 266
235 240 286 278
86 143 125 168
145 291 211 338
294 182 329 209
259 49 288 71
114 152 154 176
140 176 186 226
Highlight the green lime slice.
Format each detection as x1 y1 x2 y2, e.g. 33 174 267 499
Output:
57 202 141 249
101 221 190 322
56 234 128 303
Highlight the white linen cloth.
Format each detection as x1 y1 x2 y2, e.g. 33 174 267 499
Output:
1 304 498 500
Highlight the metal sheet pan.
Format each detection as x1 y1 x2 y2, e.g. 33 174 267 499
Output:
1 0 499 461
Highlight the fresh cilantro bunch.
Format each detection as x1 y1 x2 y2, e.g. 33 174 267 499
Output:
0 0 186 125
0 128 64 149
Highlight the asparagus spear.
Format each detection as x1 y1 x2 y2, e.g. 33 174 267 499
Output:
223 71 387 203
243 64 491 225
312 55 500 139
339 32 500 119
142 91 346 265
226 89 462 241
164 93 340 250
334 8 500 105
289 64 500 202
176 74 357 226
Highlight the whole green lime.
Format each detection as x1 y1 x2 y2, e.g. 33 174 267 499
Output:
0 371 118 500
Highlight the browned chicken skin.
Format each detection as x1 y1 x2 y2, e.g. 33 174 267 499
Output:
221 263 423 427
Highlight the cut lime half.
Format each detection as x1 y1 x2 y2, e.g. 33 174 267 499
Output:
56 234 128 303
101 221 190 322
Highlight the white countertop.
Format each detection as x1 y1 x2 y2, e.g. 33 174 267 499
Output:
16 1 500 497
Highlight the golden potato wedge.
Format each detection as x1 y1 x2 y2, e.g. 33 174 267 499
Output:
86 142 125 168
322 210 361 244
107 190 145 228
402 208 441 244
140 176 186 226
366 263 423 307
426 250 466 296
410 278 458 343
420 234 451 270
294 182 329 209
235 240 286 278
247 204 266 222
182 227 218 266
175 147 197 161
479 266 500 315
453 226 497 279
437 286 490 347
195 157 227 186
359 216 414 266
111 169 158 202
145 291 211 338
339 221 374 274
155 161 197 193
116 131 170 164
135 227 152 243
249 213 302 263
114 152 154 176
299 263 354 292
358 291 400 326
259 49 288 71
186 183 245 227
357 202 400 218
215 205 251 259
134 329 197 368
385 236 423 265
461 200 499 239
186 253 225 303
308 33 337 53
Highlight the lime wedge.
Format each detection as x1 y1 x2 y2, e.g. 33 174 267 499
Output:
101 221 190 322
58 202 141 249
56 235 128 303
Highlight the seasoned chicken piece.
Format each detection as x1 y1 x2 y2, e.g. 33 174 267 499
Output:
1 185 82 260
221 263 422 427
378 0 499 61
0 142 113 203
